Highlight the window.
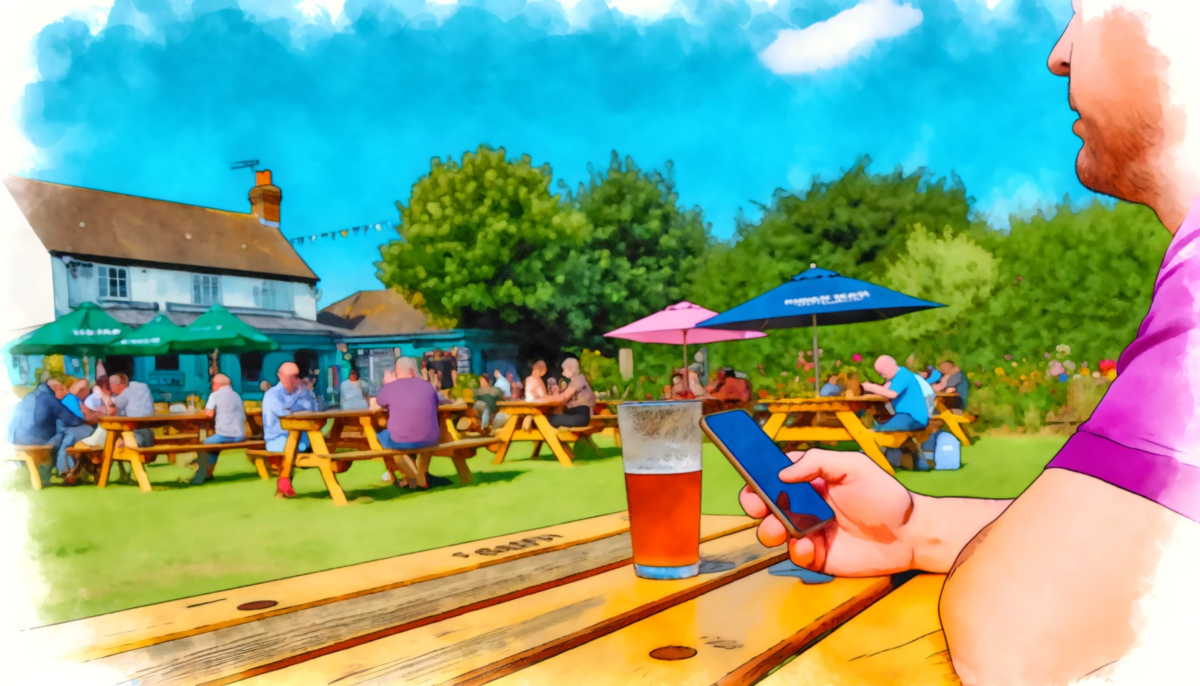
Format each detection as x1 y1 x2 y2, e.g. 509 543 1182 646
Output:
241 351 264 384
154 354 179 371
254 281 291 311
104 355 134 379
192 274 221 306
98 266 129 299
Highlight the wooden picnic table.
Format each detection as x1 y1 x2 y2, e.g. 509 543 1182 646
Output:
491 399 567 466
96 413 213 491
760 395 904 476
32 511 958 685
275 404 483 502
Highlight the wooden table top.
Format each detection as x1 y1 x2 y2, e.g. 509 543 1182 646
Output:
34 512 958 686
287 408 382 421
496 400 565 409
99 413 211 429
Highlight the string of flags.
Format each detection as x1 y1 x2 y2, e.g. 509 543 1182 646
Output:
286 220 397 247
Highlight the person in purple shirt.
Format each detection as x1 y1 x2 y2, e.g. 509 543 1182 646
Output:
737 3 1200 683
375 357 452 487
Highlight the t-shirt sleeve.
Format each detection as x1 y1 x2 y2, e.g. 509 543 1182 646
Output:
1045 219 1200 523
205 393 218 411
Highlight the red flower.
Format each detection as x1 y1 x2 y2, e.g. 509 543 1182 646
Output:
851 354 863 362
807 377 815 384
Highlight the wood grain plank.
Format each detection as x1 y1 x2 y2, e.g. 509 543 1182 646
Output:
239 528 787 686
489 569 893 686
758 574 960 686
59 516 753 686
29 512 651 662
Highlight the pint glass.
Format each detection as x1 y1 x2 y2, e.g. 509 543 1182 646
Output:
617 401 703 580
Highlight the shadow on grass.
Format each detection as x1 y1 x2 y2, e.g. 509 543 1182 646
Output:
524 441 621 465
147 472 267 490
294 469 525 503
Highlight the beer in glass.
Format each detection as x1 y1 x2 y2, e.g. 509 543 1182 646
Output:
617 400 703 579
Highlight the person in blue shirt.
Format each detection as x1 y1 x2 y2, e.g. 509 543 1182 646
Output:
861 355 930 432
7 380 86 484
819 374 844 397
56 379 108 478
262 361 318 498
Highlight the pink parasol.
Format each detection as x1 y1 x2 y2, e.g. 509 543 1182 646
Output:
604 301 767 373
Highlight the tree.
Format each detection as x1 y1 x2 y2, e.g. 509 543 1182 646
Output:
884 223 999 346
566 152 711 351
962 200 1170 366
376 145 592 355
686 158 973 374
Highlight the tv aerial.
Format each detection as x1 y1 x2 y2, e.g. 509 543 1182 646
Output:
231 159 260 176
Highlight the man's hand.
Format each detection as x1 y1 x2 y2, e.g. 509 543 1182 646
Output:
738 449 919 576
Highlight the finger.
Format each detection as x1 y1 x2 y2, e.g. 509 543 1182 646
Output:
738 485 770 519
785 450 805 463
788 529 828 572
756 514 789 548
779 448 855 485
788 536 816 569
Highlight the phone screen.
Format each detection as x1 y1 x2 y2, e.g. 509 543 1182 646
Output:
703 410 834 536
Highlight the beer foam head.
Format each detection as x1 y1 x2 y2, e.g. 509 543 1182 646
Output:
618 401 703 474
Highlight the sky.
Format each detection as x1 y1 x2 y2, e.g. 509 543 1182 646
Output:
4 0 1088 306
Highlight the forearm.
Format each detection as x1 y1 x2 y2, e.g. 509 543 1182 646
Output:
903 494 1012 573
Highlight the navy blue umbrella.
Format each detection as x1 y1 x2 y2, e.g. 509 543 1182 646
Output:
698 266 945 393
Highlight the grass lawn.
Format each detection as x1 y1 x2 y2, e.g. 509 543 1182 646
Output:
8 433 1065 625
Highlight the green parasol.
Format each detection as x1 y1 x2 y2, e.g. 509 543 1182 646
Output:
106 314 186 357
172 304 278 376
8 302 127 357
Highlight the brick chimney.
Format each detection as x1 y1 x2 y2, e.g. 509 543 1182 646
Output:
249 169 282 226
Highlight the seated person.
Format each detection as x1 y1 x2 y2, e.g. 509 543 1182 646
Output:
931 359 969 411
546 358 595 428
58 380 109 481
264 362 320 498
547 377 561 395
704 368 728 395
196 374 246 485
525 360 549 401
339 369 369 410
7 379 87 484
493 369 513 399
508 371 523 401
110 374 156 449
860 355 930 432
670 372 693 399
473 374 507 429
687 370 711 399
376 357 452 487
819 374 845 397
712 371 751 403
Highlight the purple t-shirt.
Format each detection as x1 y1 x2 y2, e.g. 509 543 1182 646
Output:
375 377 443 446
1046 197 1200 522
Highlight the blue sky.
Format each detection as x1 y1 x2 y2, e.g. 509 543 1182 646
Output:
15 0 1087 306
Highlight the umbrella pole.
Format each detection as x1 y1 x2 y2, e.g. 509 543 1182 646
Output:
682 329 689 386
812 314 819 397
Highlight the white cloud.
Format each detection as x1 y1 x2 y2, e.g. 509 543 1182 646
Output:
758 0 923 76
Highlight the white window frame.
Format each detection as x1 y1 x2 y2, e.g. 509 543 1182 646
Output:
98 265 129 300
254 280 291 311
192 274 221 306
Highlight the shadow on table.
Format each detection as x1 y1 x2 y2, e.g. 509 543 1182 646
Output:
294 469 526 504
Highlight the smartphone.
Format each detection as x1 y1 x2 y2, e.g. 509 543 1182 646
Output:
701 409 834 539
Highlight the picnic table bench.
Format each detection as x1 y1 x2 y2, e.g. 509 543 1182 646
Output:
490 400 607 467
250 404 496 504
25 512 959 685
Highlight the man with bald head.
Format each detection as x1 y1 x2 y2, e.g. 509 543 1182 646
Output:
194 373 246 485
736 3 1200 682
860 355 929 434
263 361 318 497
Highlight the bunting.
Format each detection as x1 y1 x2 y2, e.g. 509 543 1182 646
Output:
286 221 396 246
